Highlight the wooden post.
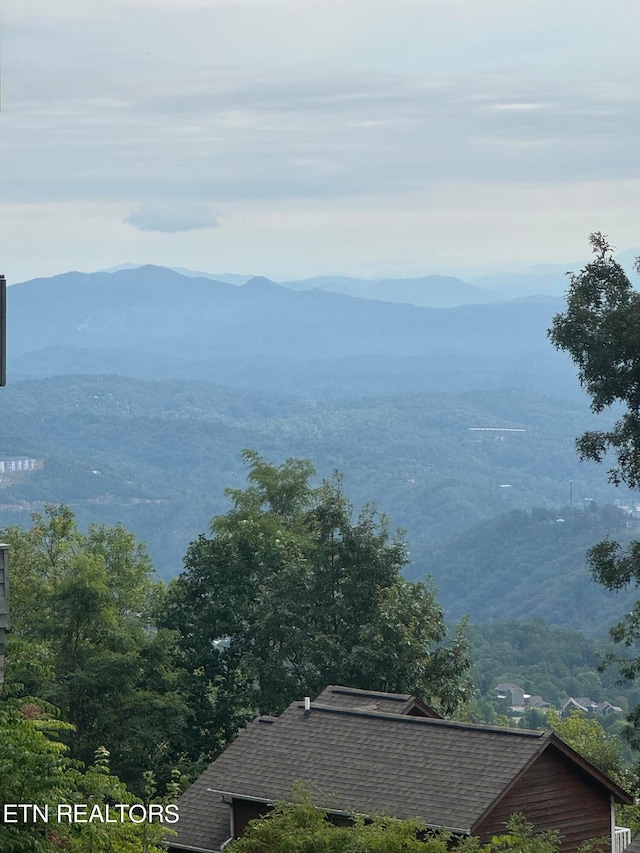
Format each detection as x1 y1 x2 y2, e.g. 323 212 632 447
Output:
0 544 8 685
0 275 5 386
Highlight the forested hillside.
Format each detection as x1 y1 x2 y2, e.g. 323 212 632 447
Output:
421 505 639 633
0 374 632 630
469 620 640 710
5 262 640 845
2 264 637 631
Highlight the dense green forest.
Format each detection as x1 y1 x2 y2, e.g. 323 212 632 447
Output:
4 265 637 634
0 375 633 633
422 505 639 632
5 260 640 849
469 620 640 709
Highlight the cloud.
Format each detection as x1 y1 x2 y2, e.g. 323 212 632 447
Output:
4 0 640 215
123 203 220 233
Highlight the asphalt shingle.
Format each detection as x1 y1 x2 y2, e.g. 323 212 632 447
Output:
171 687 632 853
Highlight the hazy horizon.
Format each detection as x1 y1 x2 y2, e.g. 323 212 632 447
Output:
2 1 639 284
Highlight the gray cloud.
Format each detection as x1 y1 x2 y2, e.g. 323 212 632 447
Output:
123 203 220 232
5 70 640 210
3 0 640 281
4 0 640 214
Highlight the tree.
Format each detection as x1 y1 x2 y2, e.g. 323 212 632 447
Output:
546 709 632 790
519 707 547 731
226 792 563 853
548 233 640 489
2 505 188 795
548 234 640 673
0 700 168 852
227 793 451 853
163 451 472 761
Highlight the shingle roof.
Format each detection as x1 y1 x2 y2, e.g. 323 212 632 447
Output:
172 688 632 853
314 684 442 718
525 695 551 708
169 716 271 852
204 703 554 832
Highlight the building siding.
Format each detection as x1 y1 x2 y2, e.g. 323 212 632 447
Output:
474 746 611 853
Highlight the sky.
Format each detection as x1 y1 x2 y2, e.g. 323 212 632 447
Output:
2 0 639 284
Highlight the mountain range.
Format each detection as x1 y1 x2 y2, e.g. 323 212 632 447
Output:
2 261 637 633
8 265 579 400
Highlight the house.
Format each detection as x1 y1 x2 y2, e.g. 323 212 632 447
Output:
561 697 624 716
495 682 526 708
0 456 42 473
495 682 551 712
496 686 622 718
526 695 552 710
169 685 633 853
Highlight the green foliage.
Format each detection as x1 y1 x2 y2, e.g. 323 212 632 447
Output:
519 707 548 731
486 814 562 853
163 452 472 760
226 796 562 853
422 506 638 633
548 233 640 484
548 233 640 722
0 701 167 852
228 798 447 853
1 505 188 795
468 620 638 709
547 709 633 790
0 374 628 603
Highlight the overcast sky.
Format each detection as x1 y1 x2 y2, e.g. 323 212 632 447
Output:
2 0 639 283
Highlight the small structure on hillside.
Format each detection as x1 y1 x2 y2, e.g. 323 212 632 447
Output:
0 456 43 473
495 682 552 712
562 697 623 716
495 684 623 718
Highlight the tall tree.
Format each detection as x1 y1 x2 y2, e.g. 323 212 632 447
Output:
163 451 472 761
548 234 640 677
0 700 168 852
2 505 188 795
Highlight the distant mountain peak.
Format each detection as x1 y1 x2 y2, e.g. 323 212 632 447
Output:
98 263 145 273
243 276 282 290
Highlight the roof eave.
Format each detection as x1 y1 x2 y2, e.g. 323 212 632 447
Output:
547 734 634 805
207 788 471 836
469 732 634 835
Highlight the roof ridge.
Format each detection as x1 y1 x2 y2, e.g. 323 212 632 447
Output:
322 685 411 702
303 703 550 738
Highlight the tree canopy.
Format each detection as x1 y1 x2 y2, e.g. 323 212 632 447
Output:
548 234 640 675
548 233 640 488
163 451 472 760
0 700 169 853
2 504 188 795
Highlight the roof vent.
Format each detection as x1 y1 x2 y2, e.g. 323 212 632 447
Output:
304 697 311 714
